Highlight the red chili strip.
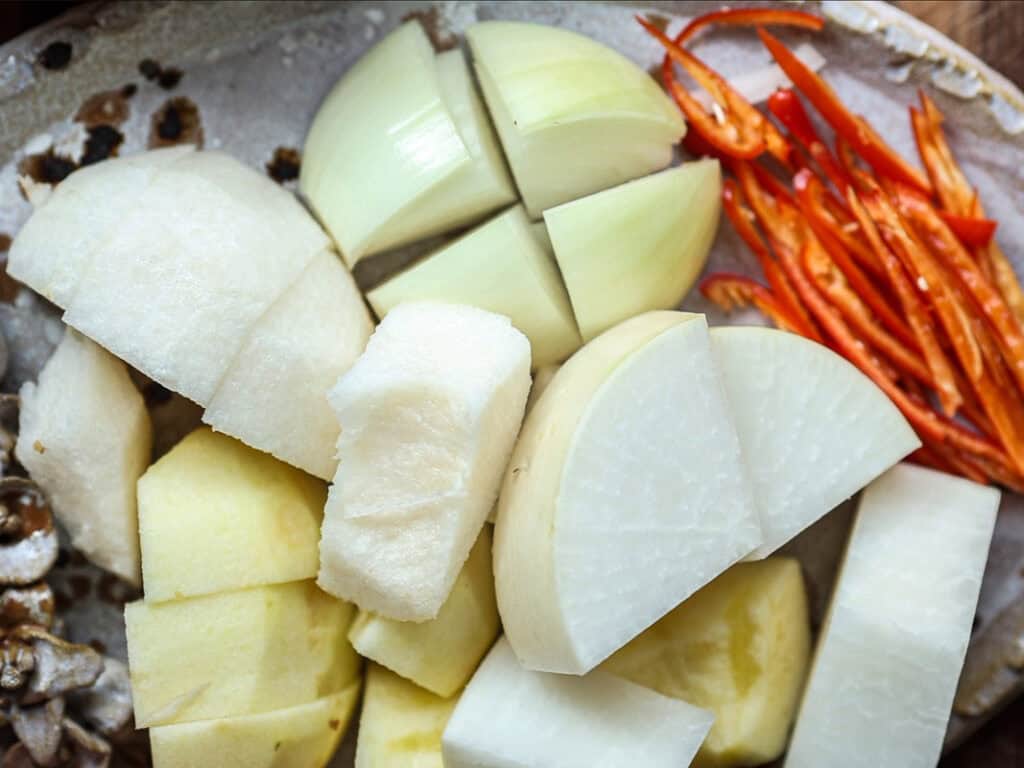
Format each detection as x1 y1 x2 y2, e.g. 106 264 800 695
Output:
674 7 824 47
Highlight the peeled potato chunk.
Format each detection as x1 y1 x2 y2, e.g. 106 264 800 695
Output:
603 558 811 768
301 23 514 265
320 302 531 622
545 161 721 341
137 427 325 602
467 21 685 217
16 331 151 586
367 205 581 368
442 637 713 768
125 580 359 727
348 526 499 697
203 250 373 480
355 665 457 768
710 327 920 556
495 312 761 674
150 681 361 768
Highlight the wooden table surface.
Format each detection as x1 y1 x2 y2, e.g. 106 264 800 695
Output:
0 1 1022 766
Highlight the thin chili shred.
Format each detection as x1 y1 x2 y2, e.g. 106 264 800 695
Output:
642 8 1024 490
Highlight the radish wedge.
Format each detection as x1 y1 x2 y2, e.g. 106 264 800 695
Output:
442 637 713 768
467 21 685 218
710 327 919 556
545 161 721 341
785 464 998 768
495 312 761 674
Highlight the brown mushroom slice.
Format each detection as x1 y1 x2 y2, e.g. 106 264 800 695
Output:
68 659 132 737
17 628 103 705
0 637 35 691
0 479 58 587
0 584 55 629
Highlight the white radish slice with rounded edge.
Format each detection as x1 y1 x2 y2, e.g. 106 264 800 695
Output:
367 205 581 369
710 326 920 557
442 637 714 768
495 311 761 674
204 249 373 480
545 160 721 342
467 21 685 218
63 150 327 406
320 302 531 622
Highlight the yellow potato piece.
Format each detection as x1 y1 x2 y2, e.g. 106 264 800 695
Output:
150 681 361 768
348 527 499 697
602 558 810 767
356 664 457 768
126 580 359 727
138 427 325 602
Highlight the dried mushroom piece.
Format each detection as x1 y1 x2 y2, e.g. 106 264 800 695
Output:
0 480 58 587
15 628 103 706
10 698 64 767
66 660 131 737
60 719 110 768
0 640 34 692
0 585 55 630
2 743 34 768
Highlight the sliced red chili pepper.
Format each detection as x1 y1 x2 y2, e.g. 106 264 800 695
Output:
783 241 1009 467
893 185 1024 396
911 94 973 215
847 188 964 416
641 17 791 165
768 89 852 196
794 170 914 347
937 211 998 248
674 7 824 46
700 273 810 335
759 28 933 195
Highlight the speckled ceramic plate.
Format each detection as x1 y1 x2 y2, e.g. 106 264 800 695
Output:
0 2 1021 764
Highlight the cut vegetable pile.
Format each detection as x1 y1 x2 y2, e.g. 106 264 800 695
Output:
3 5 1017 768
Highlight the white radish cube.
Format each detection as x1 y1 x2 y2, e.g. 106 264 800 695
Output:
319 302 531 621
710 327 920 556
545 161 721 341
204 249 373 480
7 145 192 307
64 150 328 405
495 312 761 674
367 205 581 369
301 24 514 265
16 331 151 586
467 21 685 218
442 637 713 768
785 463 999 768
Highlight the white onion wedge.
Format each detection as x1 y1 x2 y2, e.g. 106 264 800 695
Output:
320 303 531 622
204 250 373 480
494 312 760 674
545 161 721 341
442 637 713 768
467 21 685 218
710 327 919 556
301 23 514 265
785 464 998 768
16 331 151 586
367 206 581 368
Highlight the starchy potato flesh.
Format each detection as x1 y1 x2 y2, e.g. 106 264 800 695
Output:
64 149 329 405
150 682 361 768
710 327 920 557
125 580 359 727
545 161 721 341
348 527 499 697
784 464 999 768
441 637 714 768
467 21 685 217
320 302 531 621
367 205 581 368
203 250 373 480
137 427 325 602
7 145 192 307
301 23 514 265
16 331 151 586
495 312 761 674
355 665 456 768
603 558 810 768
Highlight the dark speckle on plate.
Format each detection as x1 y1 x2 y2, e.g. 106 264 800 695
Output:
266 147 301 184
149 97 203 149
37 41 73 71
